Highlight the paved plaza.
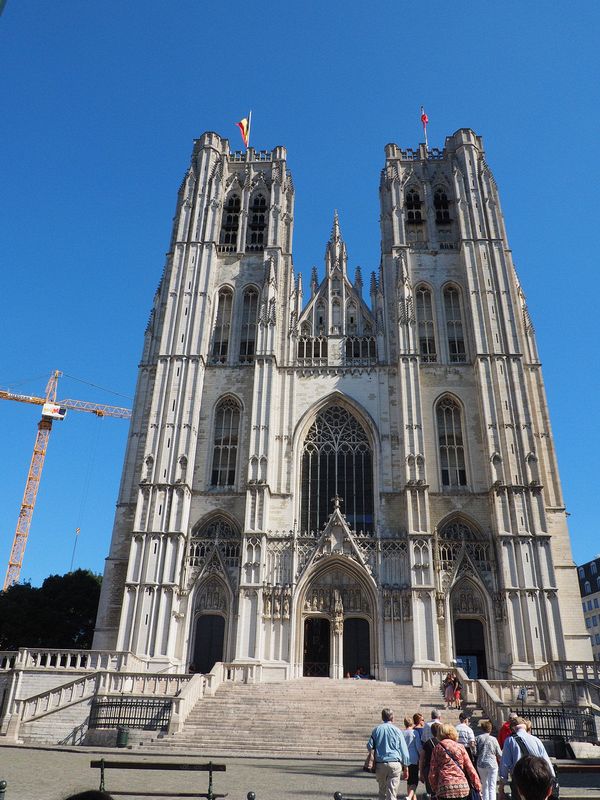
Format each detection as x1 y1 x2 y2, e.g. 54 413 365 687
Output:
1 745 600 800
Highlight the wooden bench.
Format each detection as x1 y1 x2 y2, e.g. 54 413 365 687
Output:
90 759 227 799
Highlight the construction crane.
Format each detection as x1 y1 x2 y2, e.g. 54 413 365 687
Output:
0 370 131 591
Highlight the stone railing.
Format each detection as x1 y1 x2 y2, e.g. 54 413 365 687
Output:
11 648 147 673
168 673 207 734
96 672 191 697
4 668 193 741
536 661 600 683
0 652 17 670
411 666 448 694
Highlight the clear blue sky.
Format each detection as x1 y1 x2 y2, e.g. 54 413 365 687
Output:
1 1 598 586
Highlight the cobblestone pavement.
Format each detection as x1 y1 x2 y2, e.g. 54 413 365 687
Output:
1 745 600 800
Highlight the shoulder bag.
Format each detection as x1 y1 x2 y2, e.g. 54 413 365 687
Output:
513 734 559 799
439 742 482 800
363 749 375 773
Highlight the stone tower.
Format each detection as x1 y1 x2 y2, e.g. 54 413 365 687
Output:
94 129 591 679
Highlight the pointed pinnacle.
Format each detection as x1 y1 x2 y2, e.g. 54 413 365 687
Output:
331 209 341 241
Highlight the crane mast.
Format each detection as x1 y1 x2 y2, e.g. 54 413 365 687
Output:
1 370 131 591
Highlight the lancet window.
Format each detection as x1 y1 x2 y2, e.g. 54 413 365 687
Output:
211 397 241 487
434 187 451 223
436 397 467 487
220 194 241 248
444 285 466 363
212 288 233 363
415 285 437 362
300 405 374 533
405 188 423 223
239 287 259 363
246 193 268 251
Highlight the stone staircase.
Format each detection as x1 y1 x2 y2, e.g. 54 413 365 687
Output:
150 678 463 757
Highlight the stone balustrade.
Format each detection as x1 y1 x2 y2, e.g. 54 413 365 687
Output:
169 673 207 734
97 672 191 697
0 653 17 671
12 648 147 672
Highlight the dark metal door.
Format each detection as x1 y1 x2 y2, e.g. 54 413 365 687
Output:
303 617 330 676
343 617 370 676
192 614 225 674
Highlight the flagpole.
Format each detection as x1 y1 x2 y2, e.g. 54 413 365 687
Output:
421 106 429 150
247 110 252 149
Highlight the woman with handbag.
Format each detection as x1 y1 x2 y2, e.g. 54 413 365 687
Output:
428 723 482 800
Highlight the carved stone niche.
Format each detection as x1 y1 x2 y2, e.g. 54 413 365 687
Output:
196 578 227 612
452 584 484 617
304 569 370 615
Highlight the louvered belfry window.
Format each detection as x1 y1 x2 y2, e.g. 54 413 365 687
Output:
211 397 240 487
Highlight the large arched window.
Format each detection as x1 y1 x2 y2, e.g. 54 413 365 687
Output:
436 397 467 487
212 288 233 363
444 285 466 363
246 193 268 251
415 284 437 362
220 194 241 247
239 287 259 363
301 405 374 532
211 397 241 487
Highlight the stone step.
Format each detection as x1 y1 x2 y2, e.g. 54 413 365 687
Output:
146 678 455 756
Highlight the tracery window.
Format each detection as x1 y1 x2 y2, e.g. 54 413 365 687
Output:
405 188 423 223
415 285 437 362
436 397 467 487
444 285 466 363
220 194 241 247
211 397 240 487
239 287 259 363
301 405 374 532
298 336 328 364
344 336 376 364
434 187 450 223
189 517 240 569
246 193 268 251
212 288 233 363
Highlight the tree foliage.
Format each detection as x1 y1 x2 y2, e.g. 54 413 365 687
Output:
0 569 102 650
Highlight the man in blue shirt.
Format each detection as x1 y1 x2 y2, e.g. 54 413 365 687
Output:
367 708 410 800
499 717 555 799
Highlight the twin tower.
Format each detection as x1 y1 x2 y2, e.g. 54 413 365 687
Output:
93 129 590 681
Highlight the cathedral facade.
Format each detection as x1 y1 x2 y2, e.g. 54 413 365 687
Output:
93 128 591 681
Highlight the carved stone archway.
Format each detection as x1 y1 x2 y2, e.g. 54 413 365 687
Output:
296 560 377 679
449 579 490 679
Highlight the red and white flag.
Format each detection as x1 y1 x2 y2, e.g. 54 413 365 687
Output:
420 106 429 147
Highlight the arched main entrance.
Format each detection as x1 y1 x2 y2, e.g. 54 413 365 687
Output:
343 618 370 676
303 617 330 676
454 618 487 679
298 560 376 679
192 614 225 674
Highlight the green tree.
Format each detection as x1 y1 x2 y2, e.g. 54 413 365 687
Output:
0 569 101 650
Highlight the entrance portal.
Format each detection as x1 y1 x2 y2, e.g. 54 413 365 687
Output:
454 618 487 679
303 617 330 677
192 614 225 674
343 618 370 677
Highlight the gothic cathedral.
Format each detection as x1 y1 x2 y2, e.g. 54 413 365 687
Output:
93 128 591 681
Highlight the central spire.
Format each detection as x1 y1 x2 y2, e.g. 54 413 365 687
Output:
325 210 347 275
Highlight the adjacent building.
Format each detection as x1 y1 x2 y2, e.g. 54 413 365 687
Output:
578 557 600 660
93 128 592 681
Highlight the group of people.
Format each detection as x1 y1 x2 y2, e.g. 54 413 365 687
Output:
367 708 557 800
442 672 463 709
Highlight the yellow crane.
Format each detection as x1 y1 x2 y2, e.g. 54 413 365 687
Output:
0 370 131 590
